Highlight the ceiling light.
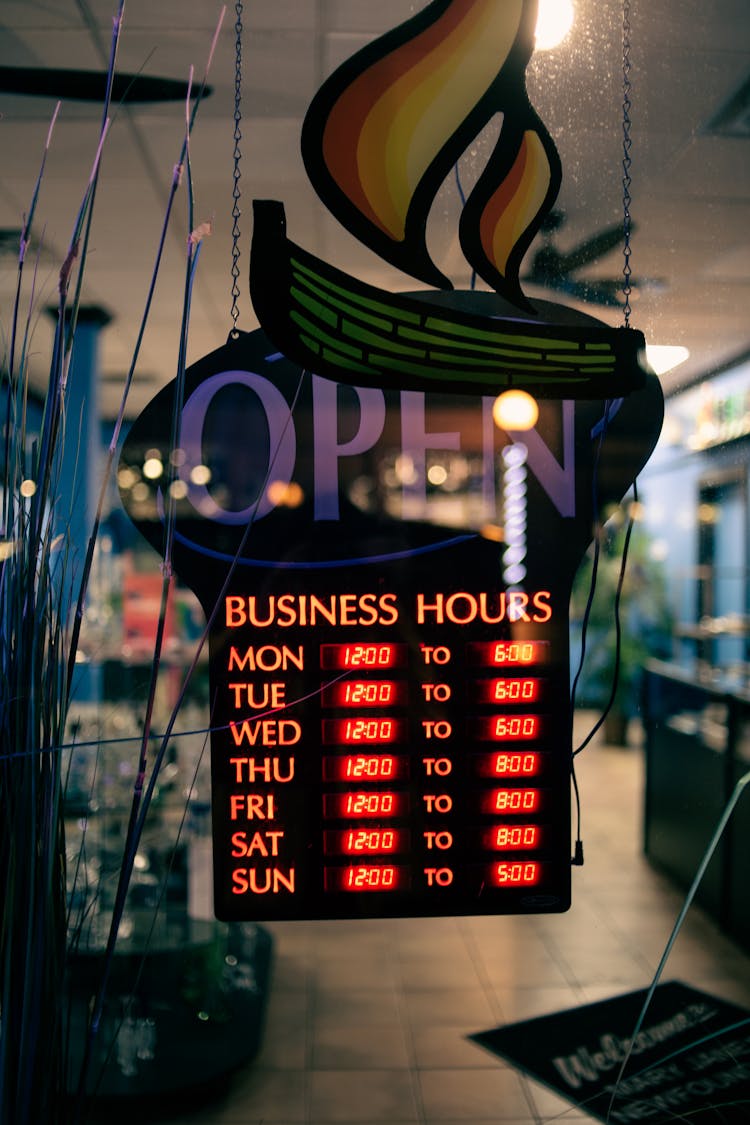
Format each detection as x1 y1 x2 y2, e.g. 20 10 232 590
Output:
645 345 690 376
142 457 163 480
117 467 139 490
535 0 574 50
266 480 305 508
492 390 539 431
169 480 189 500
190 464 212 486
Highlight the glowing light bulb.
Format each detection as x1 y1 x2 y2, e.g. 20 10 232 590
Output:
535 0 574 50
189 463 212 486
142 457 163 480
645 345 689 375
169 479 189 500
492 390 539 431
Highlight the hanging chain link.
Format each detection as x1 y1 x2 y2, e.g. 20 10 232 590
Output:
621 0 633 328
230 1 243 336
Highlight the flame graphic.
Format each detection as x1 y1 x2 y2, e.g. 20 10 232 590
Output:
301 0 561 308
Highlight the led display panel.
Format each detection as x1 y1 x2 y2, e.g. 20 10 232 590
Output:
119 329 663 921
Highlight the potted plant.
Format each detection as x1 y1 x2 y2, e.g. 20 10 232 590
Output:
0 9 229 1122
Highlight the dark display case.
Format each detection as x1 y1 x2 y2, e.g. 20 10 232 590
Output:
643 660 750 948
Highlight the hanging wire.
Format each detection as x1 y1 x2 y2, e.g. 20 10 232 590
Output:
571 0 637 862
230 0 243 336
621 0 633 327
574 484 638 759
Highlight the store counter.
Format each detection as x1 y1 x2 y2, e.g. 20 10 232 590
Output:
642 661 750 949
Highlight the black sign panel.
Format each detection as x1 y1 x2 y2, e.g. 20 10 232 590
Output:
471 981 750 1124
119 329 662 920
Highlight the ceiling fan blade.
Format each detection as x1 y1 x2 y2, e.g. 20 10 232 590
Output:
0 66 209 103
563 278 625 306
557 223 629 274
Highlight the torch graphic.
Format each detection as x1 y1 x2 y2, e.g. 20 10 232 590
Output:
251 0 647 400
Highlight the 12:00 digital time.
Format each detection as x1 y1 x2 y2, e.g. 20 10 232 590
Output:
323 718 405 744
323 828 404 855
329 865 402 891
322 755 406 781
320 643 405 669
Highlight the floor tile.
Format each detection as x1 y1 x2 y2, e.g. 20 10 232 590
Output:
312 986 403 1030
398 951 484 990
478 945 573 989
308 1068 419 1121
555 947 653 990
411 1024 502 1070
403 986 497 1029
254 1005 309 1069
211 1067 307 1122
270 950 313 992
418 1066 531 1119
490 985 584 1024
311 1021 411 1069
313 951 400 990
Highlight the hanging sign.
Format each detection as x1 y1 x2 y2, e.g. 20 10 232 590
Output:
120 0 664 921
119 328 662 921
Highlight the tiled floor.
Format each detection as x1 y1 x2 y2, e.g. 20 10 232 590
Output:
112 717 750 1124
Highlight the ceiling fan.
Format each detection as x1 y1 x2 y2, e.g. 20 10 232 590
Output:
0 65 209 103
522 209 632 307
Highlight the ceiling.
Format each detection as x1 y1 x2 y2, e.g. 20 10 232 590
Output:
1 0 749 419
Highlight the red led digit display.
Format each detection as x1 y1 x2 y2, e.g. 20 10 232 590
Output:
320 643 406 670
473 678 541 705
483 788 541 814
324 828 407 856
479 751 541 777
492 861 541 887
321 679 407 708
322 717 407 745
322 754 408 782
323 791 408 819
468 641 549 667
476 715 541 741
325 865 406 891
483 824 542 851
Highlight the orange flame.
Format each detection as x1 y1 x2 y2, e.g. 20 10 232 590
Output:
302 0 561 307
479 133 552 273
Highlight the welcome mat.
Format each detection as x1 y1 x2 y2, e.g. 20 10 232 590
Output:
470 981 750 1124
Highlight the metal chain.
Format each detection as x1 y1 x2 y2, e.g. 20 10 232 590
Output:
230 1 243 336
621 0 633 328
